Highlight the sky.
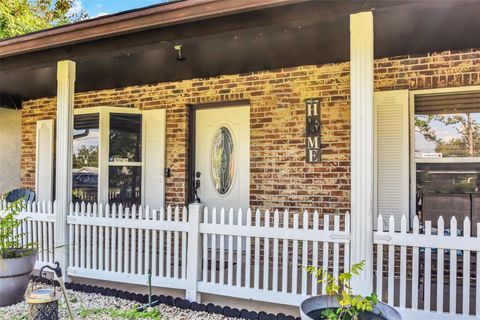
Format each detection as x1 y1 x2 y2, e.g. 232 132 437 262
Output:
72 0 172 18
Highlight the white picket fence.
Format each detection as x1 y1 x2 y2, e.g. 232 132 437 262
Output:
374 215 480 319
0 200 56 269
66 202 188 290
64 202 350 306
197 207 351 305
3 199 480 318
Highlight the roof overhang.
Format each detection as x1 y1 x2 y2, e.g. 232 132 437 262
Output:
1 0 479 104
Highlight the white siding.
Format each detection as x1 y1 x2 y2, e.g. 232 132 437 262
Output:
36 119 54 201
142 109 166 209
374 90 409 231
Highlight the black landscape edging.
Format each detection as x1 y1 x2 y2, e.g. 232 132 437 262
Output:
30 275 300 320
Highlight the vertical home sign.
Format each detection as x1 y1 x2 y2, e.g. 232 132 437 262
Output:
305 98 321 162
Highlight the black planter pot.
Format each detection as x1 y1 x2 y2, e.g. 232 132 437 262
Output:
299 295 401 320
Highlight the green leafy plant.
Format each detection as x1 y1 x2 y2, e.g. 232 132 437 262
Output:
305 261 379 320
0 199 36 259
78 305 163 319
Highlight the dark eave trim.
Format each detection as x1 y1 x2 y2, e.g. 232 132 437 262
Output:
0 94 22 109
0 0 307 58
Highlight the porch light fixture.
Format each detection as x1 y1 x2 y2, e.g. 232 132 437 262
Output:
174 45 186 61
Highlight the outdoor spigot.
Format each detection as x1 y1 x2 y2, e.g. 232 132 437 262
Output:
39 261 62 279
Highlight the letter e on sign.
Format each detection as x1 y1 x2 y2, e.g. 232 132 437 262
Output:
305 98 321 163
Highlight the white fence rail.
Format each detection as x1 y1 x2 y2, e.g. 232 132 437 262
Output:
0 200 56 268
374 215 480 319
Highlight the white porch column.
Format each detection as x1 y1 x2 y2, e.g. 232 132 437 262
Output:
54 60 76 272
350 12 374 295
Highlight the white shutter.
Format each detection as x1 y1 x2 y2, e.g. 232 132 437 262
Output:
142 109 166 209
374 90 409 231
35 119 54 201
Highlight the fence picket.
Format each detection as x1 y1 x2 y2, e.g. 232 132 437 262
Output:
333 215 339 279
181 207 188 279
291 214 299 294
152 209 158 277
399 215 407 308
301 211 308 295
264 209 271 291
387 215 395 306
437 216 444 312
376 215 384 299
173 206 179 278
219 208 226 285
312 211 319 296
245 208 252 288
281 210 289 293
202 207 208 282
424 220 432 312
211 208 217 283
411 216 419 310
228 208 234 286
236 208 243 287
322 215 329 294
254 209 261 290
462 217 470 316
273 210 280 292
450 217 457 314
166 206 172 278
159 208 165 277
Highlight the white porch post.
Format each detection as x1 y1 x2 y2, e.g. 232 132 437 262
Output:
54 60 75 273
350 12 374 295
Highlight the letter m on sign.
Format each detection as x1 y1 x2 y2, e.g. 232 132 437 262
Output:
305 98 321 163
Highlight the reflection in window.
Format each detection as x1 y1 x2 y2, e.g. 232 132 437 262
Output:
414 91 480 224
109 113 142 162
73 114 99 203
108 166 141 207
211 126 235 195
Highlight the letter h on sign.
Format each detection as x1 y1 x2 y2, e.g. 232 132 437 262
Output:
305 98 321 163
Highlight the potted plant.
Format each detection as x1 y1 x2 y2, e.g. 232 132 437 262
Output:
0 200 37 307
300 261 401 320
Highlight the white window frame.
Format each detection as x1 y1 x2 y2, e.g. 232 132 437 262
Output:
74 107 145 205
408 85 480 218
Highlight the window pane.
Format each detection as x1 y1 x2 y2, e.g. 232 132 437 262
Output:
109 113 142 162
414 92 480 224
108 166 141 207
211 126 235 195
414 95 480 158
73 114 99 203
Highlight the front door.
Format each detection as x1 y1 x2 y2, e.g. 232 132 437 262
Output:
194 105 250 214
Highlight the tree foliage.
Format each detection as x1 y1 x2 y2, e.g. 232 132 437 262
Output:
0 0 88 39
415 113 480 157
73 145 98 168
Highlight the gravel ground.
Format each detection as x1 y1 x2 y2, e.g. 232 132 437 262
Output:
0 289 233 320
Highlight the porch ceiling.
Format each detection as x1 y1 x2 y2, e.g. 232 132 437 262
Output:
1 0 479 104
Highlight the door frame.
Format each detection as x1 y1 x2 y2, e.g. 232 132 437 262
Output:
187 100 250 204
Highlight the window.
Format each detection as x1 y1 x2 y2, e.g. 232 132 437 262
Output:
108 113 142 207
72 109 143 207
73 114 99 203
413 91 480 224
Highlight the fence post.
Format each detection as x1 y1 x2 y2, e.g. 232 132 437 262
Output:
186 202 204 302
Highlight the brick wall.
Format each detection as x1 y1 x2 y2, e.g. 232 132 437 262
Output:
20 48 480 213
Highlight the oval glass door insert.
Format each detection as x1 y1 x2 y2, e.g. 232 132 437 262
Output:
211 126 235 195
